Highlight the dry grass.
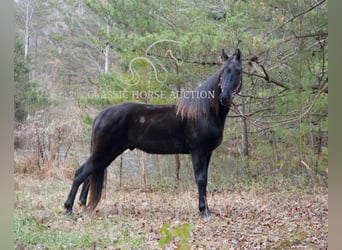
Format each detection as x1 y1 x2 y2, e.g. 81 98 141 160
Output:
14 160 328 250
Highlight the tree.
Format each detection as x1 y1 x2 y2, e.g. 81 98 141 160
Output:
81 0 327 181
14 0 328 185
14 38 30 122
14 38 50 123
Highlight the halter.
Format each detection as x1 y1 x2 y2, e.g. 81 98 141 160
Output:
218 80 242 107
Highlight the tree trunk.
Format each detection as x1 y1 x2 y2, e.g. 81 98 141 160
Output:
240 99 250 173
141 151 146 189
104 25 110 74
155 155 161 182
175 154 181 183
24 0 33 60
119 154 123 188
314 126 322 175
174 55 182 184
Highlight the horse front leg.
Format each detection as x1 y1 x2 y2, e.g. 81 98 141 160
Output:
191 151 212 217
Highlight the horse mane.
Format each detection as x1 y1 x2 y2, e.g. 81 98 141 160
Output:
175 71 221 121
175 50 241 121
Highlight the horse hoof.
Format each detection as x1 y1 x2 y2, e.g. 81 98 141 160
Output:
201 209 211 218
64 208 72 216
78 200 86 207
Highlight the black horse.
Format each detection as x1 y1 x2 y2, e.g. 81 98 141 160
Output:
64 49 242 217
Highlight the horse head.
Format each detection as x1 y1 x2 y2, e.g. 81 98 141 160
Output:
218 49 242 107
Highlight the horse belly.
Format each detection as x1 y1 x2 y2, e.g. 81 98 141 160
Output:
130 124 188 154
135 132 188 154
138 141 188 154
126 105 189 154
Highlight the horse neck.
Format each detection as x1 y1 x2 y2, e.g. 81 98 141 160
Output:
219 105 230 120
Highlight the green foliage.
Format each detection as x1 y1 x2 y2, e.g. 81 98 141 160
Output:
86 0 162 34
158 223 194 250
14 216 94 249
14 0 327 187
82 113 93 125
15 79 51 121
82 0 327 185
276 231 308 250
14 39 29 84
14 39 51 122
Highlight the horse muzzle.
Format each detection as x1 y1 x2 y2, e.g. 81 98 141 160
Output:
219 93 231 107
218 80 241 107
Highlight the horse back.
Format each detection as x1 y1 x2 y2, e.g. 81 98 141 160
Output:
92 102 189 154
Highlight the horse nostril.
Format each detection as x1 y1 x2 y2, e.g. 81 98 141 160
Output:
220 94 228 102
219 92 232 107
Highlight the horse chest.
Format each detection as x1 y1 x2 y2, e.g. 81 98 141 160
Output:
186 122 224 151
204 128 223 150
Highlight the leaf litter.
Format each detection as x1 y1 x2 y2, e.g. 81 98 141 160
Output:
14 173 327 249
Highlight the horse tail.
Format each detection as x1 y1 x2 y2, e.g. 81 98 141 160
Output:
87 167 105 213
87 116 106 213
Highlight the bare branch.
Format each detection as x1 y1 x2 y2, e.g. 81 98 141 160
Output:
147 51 222 66
285 0 326 25
236 89 287 100
265 0 327 38
244 70 289 90
228 108 271 118
231 82 328 129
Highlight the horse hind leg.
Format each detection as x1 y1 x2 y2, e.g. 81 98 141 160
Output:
64 147 126 215
64 159 100 215
79 171 109 208
79 177 90 206
64 163 87 215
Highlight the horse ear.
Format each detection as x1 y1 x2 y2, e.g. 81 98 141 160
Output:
221 49 229 61
235 49 241 61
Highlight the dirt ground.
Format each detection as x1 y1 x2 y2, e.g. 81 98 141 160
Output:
14 170 328 249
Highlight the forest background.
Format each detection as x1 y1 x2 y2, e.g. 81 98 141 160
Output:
14 0 328 249
14 0 328 187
